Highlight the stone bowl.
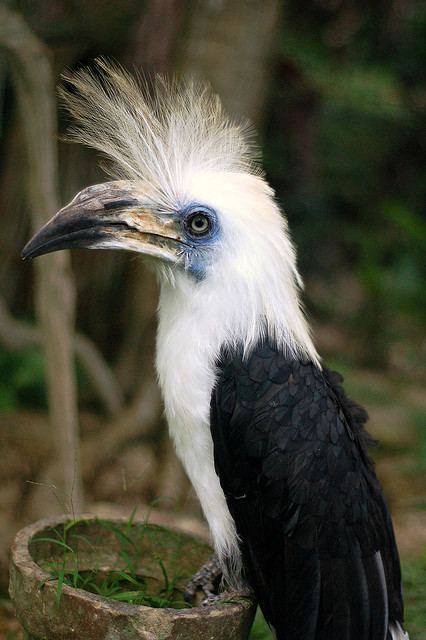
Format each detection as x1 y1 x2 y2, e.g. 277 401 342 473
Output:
9 514 255 640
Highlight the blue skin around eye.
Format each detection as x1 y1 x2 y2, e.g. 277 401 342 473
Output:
178 204 222 281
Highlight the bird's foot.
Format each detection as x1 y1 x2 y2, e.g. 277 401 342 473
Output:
200 587 254 608
184 554 222 606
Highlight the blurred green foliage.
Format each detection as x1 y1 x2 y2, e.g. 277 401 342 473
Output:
249 608 273 640
264 1 425 366
404 554 426 639
0 345 93 413
0 346 46 412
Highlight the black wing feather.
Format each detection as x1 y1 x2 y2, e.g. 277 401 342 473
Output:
210 340 405 640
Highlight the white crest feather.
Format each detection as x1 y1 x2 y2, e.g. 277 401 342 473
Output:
60 58 262 211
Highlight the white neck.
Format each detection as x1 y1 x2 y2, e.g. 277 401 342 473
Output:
156 275 243 581
155 259 318 582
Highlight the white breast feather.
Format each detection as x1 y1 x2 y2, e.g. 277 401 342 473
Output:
156 278 244 585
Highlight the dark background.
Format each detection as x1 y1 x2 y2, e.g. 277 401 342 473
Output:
0 1 425 637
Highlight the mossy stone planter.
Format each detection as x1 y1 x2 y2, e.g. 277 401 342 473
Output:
9 515 255 640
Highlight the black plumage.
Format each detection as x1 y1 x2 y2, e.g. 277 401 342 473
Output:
210 339 404 640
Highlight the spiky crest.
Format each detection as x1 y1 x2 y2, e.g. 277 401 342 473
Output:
60 58 262 211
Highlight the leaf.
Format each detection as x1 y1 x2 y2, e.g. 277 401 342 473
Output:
55 570 65 608
34 537 75 554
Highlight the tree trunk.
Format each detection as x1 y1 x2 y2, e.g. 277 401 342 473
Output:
179 0 281 124
0 7 83 514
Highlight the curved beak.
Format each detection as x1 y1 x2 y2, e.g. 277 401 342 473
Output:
22 181 186 263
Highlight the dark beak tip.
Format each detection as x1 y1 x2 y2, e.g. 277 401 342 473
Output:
21 239 36 261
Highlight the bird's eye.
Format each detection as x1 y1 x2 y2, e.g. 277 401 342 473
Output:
186 212 211 236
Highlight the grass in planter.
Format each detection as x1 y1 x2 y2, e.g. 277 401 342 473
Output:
50 562 188 609
36 515 190 609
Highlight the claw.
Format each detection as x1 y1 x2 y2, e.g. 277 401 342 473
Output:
201 588 254 607
201 592 222 607
184 554 222 605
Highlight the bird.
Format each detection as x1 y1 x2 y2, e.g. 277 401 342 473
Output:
23 60 408 640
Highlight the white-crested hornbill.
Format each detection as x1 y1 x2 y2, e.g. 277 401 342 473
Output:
23 61 408 640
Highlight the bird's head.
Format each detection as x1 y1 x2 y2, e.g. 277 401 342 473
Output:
23 60 318 362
